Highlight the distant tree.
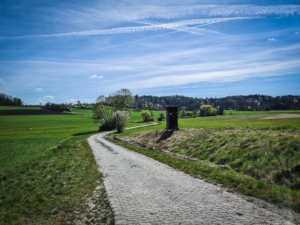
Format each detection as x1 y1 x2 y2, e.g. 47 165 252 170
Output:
0 93 23 106
107 88 134 110
141 110 152 122
180 107 187 117
96 95 107 104
93 89 134 131
13 97 23 106
200 104 217 116
192 109 198 118
216 106 224 115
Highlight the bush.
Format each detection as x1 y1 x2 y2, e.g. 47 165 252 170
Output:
92 103 116 131
98 118 116 131
141 110 152 121
158 113 165 121
113 111 130 133
200 105 217 116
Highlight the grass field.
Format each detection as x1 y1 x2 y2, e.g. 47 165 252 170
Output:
1 106 300 224
0 106 113 224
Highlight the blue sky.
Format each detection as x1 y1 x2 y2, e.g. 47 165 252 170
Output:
0 0 299 105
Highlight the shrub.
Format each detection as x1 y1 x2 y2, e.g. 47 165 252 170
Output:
200 105 217 116
92 103 115 131
113 110 130 133
158 113 165 121
141 110 152 121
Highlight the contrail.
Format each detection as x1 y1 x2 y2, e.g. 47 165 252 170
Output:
97 18 246 51
0 17 251 40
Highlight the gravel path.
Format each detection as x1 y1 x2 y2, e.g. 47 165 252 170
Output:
88 132 297 225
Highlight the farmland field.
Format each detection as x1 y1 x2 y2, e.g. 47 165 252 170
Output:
0 106 112 224
1 106 300 224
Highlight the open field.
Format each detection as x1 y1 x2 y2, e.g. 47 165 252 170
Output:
0 106 113 224
1 106 300 223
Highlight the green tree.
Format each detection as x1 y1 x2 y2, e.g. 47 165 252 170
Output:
13 97 23 106
141 110 151 121
106 88 134 110
192 109 198 118
93 89 134 131
180 107 187 117
200 104 217 116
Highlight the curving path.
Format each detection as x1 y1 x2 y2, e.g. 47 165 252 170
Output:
88 130 297 225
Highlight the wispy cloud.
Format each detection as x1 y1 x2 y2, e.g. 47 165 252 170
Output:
44 95 54 99
1 2 299 103
123 60 300 90
90 75 103 79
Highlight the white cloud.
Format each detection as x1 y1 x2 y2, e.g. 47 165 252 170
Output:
44 95 54 98
0 78 4 84
35 88 42 91
90 75 103 79
123 59 300 90
268 38 276 41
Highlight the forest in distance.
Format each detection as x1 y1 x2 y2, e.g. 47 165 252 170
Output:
1 93 300 111
133 94 300 111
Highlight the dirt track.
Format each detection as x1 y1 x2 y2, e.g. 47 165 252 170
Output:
262 114 300 120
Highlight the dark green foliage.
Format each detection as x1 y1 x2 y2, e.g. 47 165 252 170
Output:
0 93 23 106
133 94 300 111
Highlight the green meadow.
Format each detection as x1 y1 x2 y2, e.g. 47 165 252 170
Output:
1 106 300 224
0 107 113 224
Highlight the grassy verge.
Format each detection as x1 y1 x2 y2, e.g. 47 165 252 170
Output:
108 136 300 213
0 107 113 224
108 111 300 213
0 135 113 224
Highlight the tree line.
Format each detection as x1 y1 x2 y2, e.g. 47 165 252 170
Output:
0 93 23 106
134 94 300 111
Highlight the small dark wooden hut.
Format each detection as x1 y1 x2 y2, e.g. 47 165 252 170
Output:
166 106 179 130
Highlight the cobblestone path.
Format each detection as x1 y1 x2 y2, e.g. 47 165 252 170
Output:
88 132 297 225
